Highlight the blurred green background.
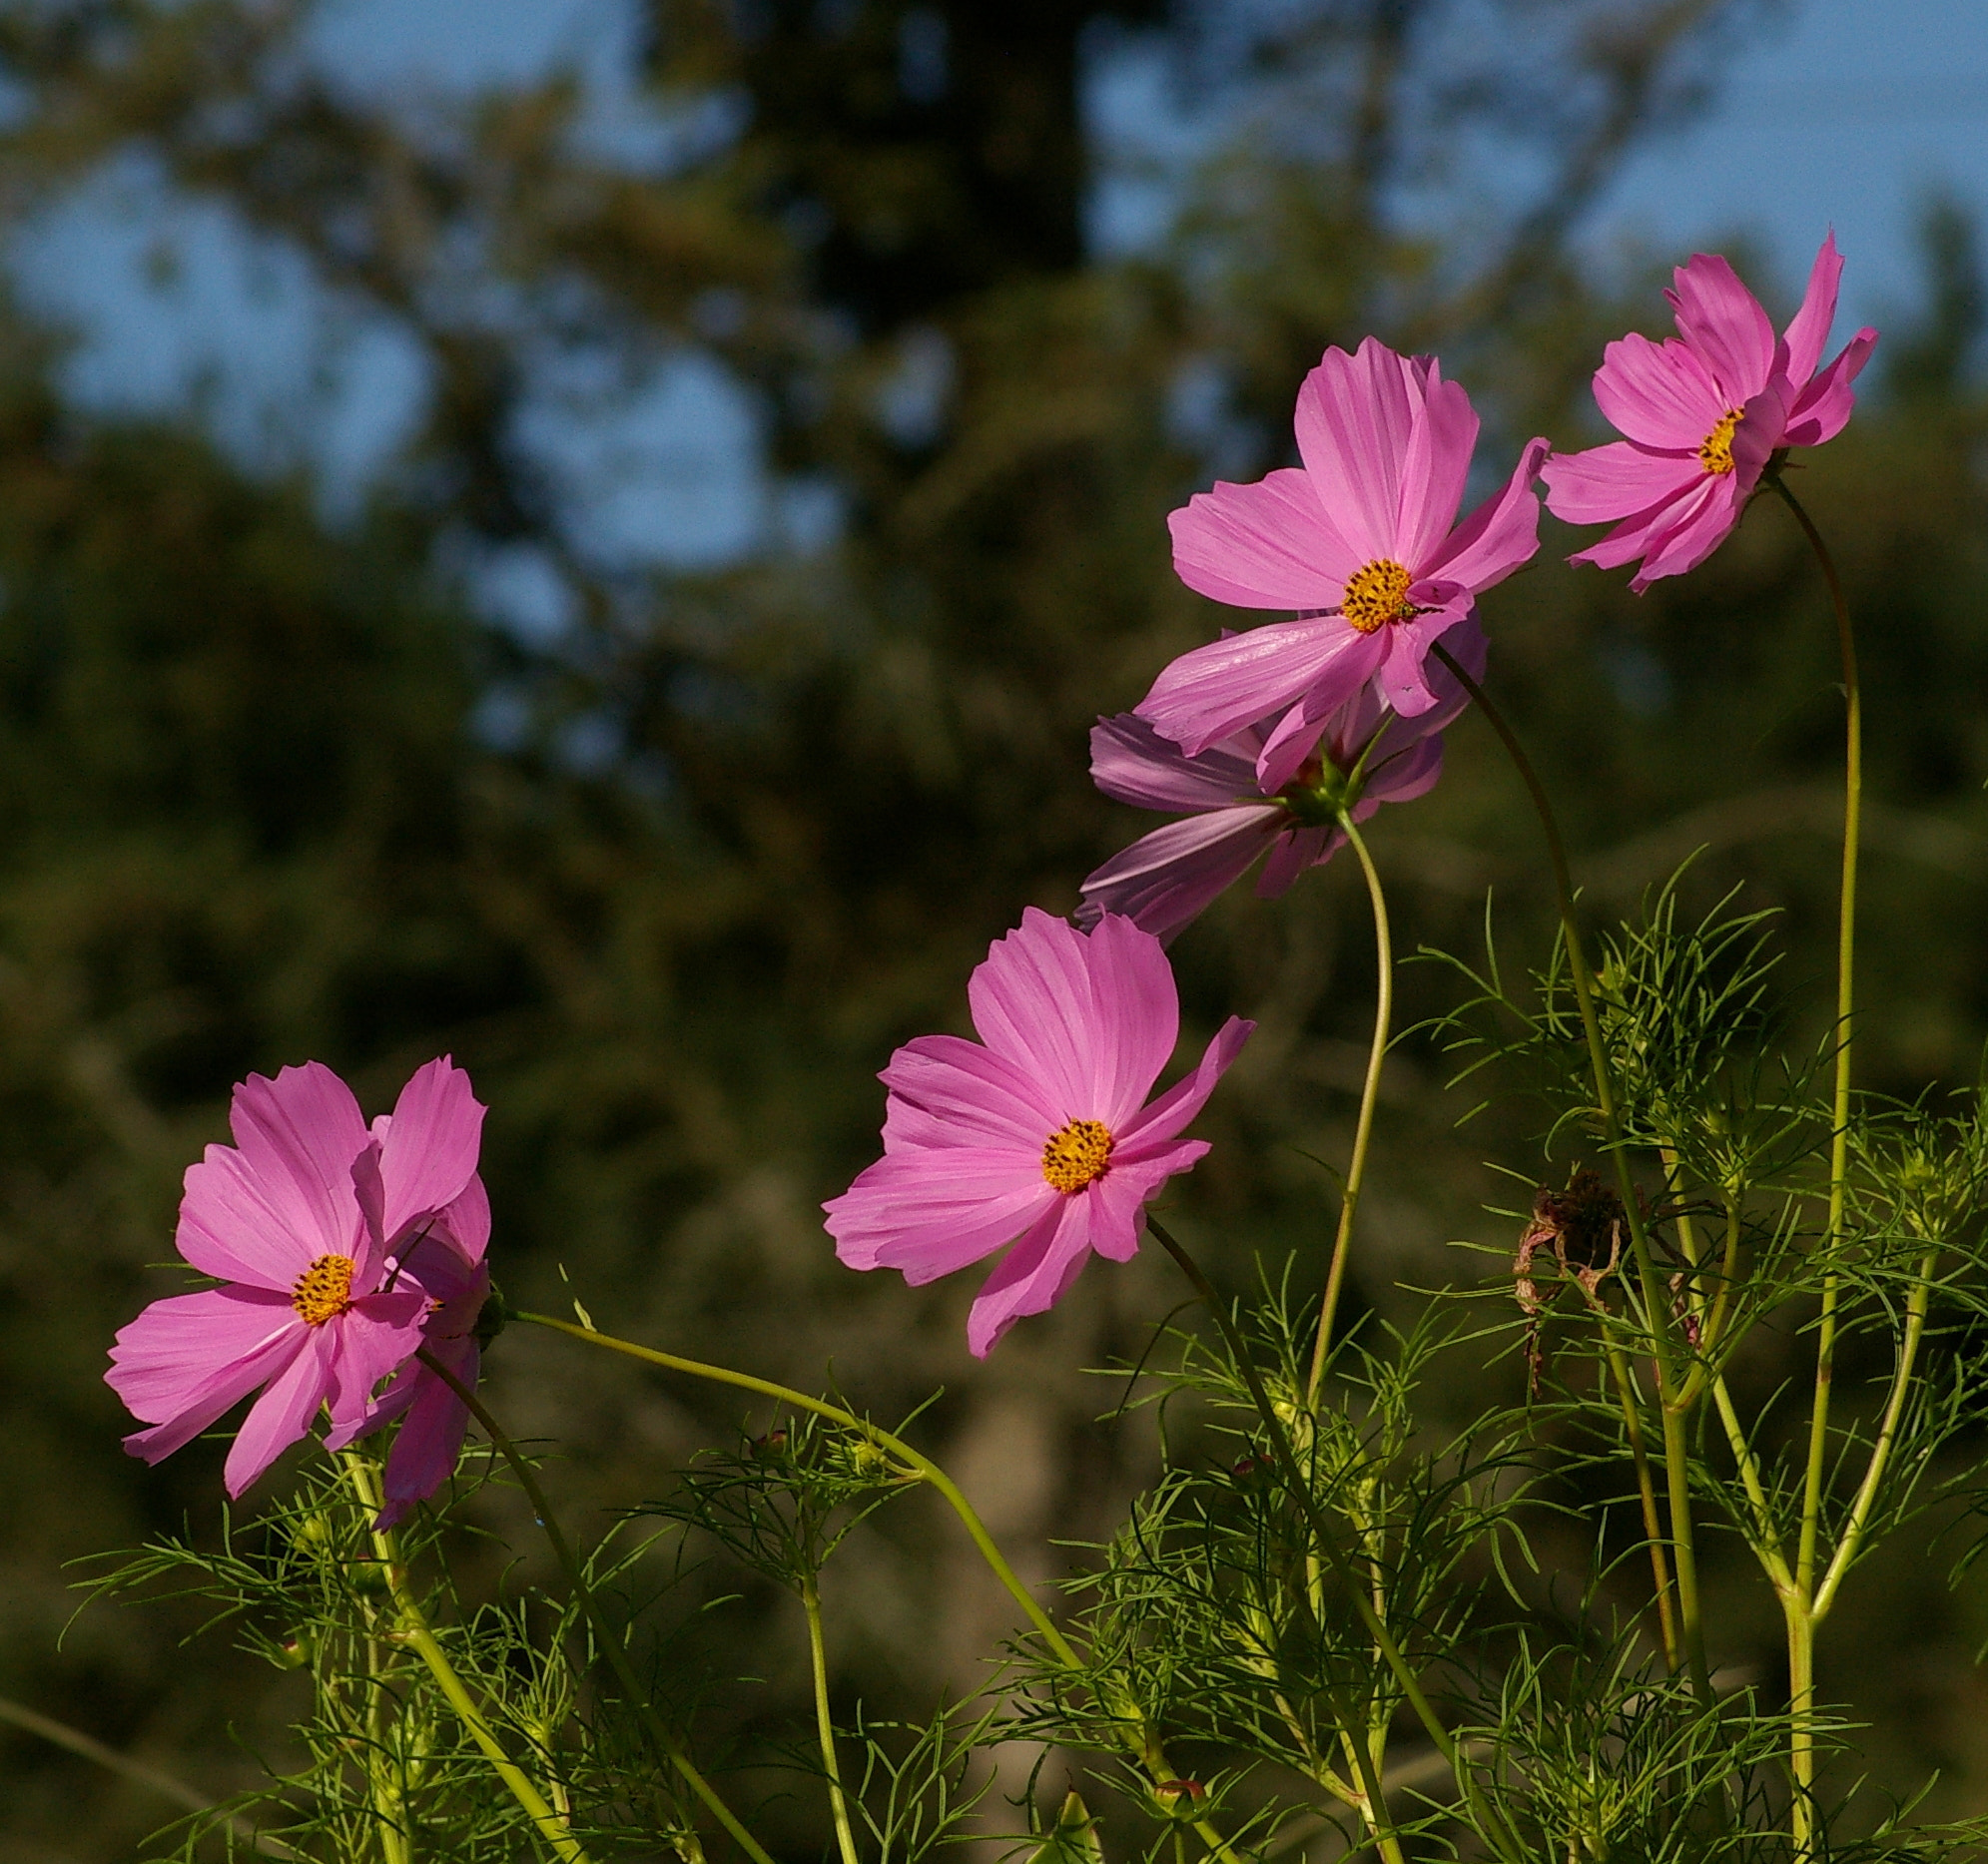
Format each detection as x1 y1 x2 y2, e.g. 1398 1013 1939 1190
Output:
2 0 1987 1856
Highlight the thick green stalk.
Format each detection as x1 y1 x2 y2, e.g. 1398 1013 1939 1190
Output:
1144 1217 1526 1864
416 1353 755 1864
338 1455 593 1864
517 1314 1240 1862
1765 475 1860 1857
1430 641 1711 1697
802 1571 863 1864
1305 812 1394 1403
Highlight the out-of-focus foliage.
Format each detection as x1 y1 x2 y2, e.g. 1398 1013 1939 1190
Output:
1 1 1987 1857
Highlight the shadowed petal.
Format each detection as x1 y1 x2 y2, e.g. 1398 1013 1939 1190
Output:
324 1293 429 1445
1782 329 1877 447
1090 713 1262 812
1078 809 1279 943
1257 823 1336 896
376 1339 480 1528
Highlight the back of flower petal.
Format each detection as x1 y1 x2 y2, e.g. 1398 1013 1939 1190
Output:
1090 713 1260 813
1078 812 1277 942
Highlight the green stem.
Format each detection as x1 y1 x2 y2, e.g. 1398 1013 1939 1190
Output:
516 1314 1240 1863
1431 640 1711 1697
802 1570 863 1864
415 1352 755 1864
1766 475 1859 1859
1143 1216 1526 1864
338 1454 594 1864
1595 1335 1679 1670
1305 812 1394 1404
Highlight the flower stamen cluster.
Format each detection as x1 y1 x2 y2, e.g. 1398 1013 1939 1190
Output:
291 1253 357 1326
1340 558 1417 633
1042 1119 1113 1193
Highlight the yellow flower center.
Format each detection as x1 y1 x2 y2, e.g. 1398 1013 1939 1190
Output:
1697 408 1743 475
291 1253 356 1327
1339 558 1416 634
1041 1119 1114 1194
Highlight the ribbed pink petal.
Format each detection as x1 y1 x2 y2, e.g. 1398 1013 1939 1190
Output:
1077 810 1279 942
1090 713 1262 813
1393 370 1480 567
1376 602 1474 718
1781 233 1844 386
108 1285 299 1426
1665 254 1776 401
227 1064 369 1264
967 909 1107 1113
323 1293 429 1444
376 1340 480 1528
374 1058 486 1250
1569 469 1712 571
1169 468 1361 609
120 1327 311 1467
1136 619 1384 759
1364 732 1445 806
224 1326 337 1497
437 1175 491 1266
1292 339 1424 560
1257 824 1334 896
825 1147 1056 1279
177 1142 334 1291
1542 441 1697 527
1117 1015 1253 1150
1419 437 1550 591
1629 473 1744 591
1782 329 1877 448
882 1034 1064 1151
1082 913 1185 1125
966 1197 1090 1358
1253 690 1337 793
1591 333 1726 449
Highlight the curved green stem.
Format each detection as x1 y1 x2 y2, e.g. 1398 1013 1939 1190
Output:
339 1454 593 1864
1430 640 1711 1701
1306 813 1394 1404
415 1352 761 1864
1765 475 1860 1857
1143 1217 1526 1864
516 1313 1239 1863
802 1571 863 1864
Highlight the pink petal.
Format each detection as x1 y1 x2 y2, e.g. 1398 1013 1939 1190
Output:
1629 473 1745 591
1117 1015 1253 1151
1419 437 1549 591
1665 253 1776 402
1090 713 1262 813
881 1034 1065 1151
1168 467 1361 609
1781 329 1877 448
177 1142 337 1292
826 1146 1057 1280
1077 809 1280 943
1083 1155 1188 1264
374 1058 486 1249
437 1174 491 1266
1363 733 1445 807
323 1292 429 1445
224 1326 337 1497
376 1341 480 1528
967 909 1106 1113
120 1328 311 1467
107 1284 299 1422
1392 368 1480 566
1781 232 1844 387
226 1064 368 1266
966 1197 1090 1358
1077 913 1183 1126
1591 333 1727 449
1542 442 1697 528
1292 339 1426 561
1136 619 1385 759
1376 603 1474 717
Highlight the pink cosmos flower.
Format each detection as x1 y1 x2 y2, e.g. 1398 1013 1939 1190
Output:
1139 336 1547 788
1541 234 1877 589
107 1057 488 1508
1080 625 1479 941
823 909 1251 1356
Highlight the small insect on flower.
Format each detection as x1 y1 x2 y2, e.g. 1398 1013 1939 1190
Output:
1139 335 1548 786
1542 233 1877 588
823 909 1251 1356
106 1057 491 1519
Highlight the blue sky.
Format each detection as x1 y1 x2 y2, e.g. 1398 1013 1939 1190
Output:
5 0 1982 604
